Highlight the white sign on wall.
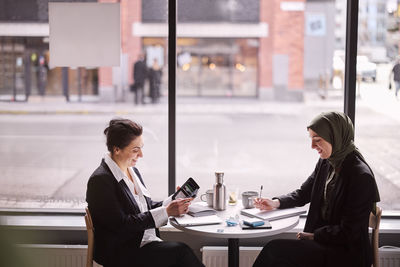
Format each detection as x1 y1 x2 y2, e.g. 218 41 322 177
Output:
280 2 305 11
49 3 120 68
306 14 326 36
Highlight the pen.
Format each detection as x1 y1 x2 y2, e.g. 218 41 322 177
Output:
259 185 263 198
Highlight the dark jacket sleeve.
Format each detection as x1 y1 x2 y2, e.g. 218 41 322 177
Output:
313 171 375 246
275 159 323 208
86 172 156 239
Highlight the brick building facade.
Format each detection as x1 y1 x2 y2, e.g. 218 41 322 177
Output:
98 0 305 101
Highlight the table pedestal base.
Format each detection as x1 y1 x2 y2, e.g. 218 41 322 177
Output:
228 238 239 267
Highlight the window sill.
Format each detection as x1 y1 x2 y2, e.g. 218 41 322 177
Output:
1 213 400 234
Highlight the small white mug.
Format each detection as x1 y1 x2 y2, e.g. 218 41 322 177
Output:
200 189 214 207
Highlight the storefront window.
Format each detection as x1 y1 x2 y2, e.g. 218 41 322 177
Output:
176 38 257 96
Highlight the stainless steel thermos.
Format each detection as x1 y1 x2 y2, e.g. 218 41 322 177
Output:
213 172 226 211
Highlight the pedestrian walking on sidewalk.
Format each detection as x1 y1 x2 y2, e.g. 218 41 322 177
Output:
390 58 400 99
148 59 162 104
132 53 147 105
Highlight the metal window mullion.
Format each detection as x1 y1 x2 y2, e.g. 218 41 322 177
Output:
344 0 358 126
168 0 177 195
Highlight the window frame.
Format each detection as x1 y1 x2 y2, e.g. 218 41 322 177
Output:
167 0 357 194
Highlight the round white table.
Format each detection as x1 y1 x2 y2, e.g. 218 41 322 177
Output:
170 202 299 267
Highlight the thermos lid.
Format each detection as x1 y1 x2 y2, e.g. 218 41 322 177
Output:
215 172 224 183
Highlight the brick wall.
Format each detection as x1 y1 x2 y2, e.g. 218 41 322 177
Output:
98 0 305 95
259 0 304 90
123 0 142 85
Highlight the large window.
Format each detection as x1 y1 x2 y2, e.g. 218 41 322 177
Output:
175 0 346 205
0 0 169 208
0 0 398 211
355 0 400 211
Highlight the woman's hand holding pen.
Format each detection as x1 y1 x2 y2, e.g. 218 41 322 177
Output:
253 198 280 211
166 198 193 217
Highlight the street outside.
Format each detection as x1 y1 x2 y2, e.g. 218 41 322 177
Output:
0 63 399 211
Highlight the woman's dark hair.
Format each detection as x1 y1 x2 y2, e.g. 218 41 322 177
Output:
103 118 143 153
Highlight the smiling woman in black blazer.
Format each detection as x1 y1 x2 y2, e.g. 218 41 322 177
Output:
86 118 204 267
253 111 380 267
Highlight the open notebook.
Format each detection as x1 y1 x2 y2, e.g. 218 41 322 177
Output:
173 214 222 227
241 207 307 221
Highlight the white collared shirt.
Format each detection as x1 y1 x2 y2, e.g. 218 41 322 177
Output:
104 153 171 247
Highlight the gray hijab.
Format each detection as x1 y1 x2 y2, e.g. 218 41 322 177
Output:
308 111 357 169
307 111 380 205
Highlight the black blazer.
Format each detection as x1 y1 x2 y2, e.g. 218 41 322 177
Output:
276 152 376 267
86 159 162 267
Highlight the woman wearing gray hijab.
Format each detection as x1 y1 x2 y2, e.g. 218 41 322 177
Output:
253 111 380 267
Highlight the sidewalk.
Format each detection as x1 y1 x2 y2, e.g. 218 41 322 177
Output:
0 95 167 115
0 91 353 118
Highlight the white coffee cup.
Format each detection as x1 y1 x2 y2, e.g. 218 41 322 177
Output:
200 189 214 207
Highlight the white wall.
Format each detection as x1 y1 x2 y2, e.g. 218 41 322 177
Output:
304 1 336 83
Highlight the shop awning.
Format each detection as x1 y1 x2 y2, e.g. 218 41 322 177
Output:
133 23 268 38
0 23 49 37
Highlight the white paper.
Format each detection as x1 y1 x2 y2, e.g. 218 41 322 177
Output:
173 215 222 227
241 207 307 221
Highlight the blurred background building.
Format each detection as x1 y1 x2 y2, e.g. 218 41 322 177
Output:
335 0 390 62
0 0 399 102
0 0 324 102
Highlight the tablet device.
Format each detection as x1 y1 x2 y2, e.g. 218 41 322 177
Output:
172 177 200 200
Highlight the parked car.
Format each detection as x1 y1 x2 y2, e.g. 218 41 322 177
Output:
332 51 377 84
357 55 377 82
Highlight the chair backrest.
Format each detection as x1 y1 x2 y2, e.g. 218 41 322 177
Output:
85 207 95 267
369 206 382 267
